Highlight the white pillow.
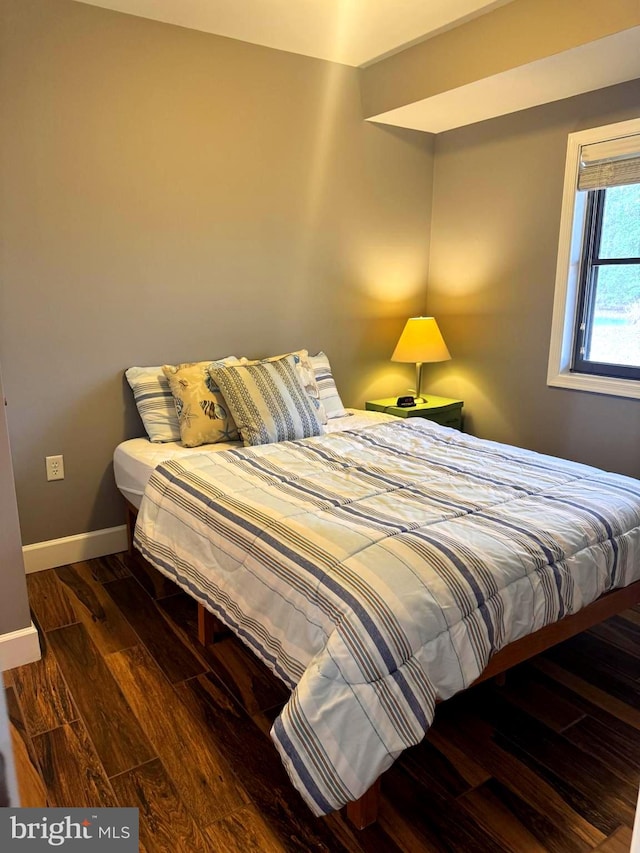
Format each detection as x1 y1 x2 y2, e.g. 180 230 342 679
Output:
309 352 347 419
125 366 180 443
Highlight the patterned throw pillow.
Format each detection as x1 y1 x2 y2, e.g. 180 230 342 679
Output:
308 352 348 419
125 366 181 443
242 349 327 424
162 359 241 447
209 355 324 447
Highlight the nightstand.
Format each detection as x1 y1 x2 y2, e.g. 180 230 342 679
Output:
366 395 464 431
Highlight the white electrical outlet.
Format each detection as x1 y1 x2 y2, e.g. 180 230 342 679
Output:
46 455 64 481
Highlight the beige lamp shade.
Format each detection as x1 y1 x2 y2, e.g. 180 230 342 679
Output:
391 317 451 363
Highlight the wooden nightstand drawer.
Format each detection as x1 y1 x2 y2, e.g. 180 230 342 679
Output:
366 396 464 431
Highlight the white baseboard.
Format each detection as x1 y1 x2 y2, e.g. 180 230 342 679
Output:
0 622 41 670
22 525 128 574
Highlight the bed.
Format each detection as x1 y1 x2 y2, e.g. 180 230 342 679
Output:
115 411 640 827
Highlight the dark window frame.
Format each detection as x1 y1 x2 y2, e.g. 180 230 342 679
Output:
571 187 640 381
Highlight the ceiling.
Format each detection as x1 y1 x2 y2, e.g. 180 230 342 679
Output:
72 0 513 67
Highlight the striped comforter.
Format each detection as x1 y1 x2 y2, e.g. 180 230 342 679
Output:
134 418 640 815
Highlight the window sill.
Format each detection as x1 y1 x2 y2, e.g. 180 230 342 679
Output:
547 369 640 400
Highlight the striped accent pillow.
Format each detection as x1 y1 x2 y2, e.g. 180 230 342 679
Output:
243 350 327 424
309 352 348 419
209 356 324 447
125 366 180 442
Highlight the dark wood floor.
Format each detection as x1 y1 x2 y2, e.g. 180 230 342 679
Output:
5 553 639 852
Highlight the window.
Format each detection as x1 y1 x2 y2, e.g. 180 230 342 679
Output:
573 185 640 380
548 118 640 399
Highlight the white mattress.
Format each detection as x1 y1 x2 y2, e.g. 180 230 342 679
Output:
114 408 395 508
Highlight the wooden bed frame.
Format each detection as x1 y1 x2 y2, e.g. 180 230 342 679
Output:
124 499 640 828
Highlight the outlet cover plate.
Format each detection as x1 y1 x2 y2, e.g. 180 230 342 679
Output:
46 455 64 481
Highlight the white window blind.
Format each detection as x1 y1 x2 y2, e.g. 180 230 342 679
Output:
578 132 640 190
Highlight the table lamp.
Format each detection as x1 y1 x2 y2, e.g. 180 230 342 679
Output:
391 317 451 403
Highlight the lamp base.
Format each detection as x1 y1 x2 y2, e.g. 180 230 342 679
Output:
409 363 427 405
406 391 427 405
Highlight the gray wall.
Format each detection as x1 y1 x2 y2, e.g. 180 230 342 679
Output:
427 79 640 478
0 0 434 544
